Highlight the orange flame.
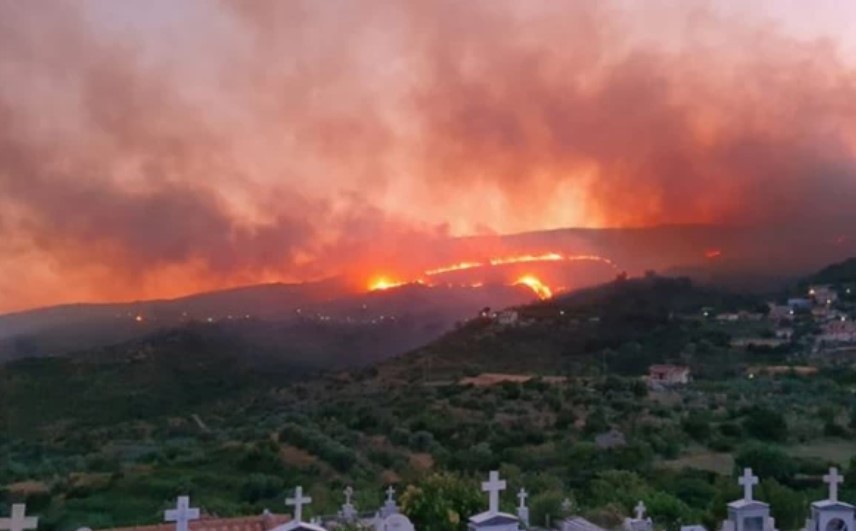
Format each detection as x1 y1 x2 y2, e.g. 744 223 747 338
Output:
365 251 617 295
515 275 553 299
489 252 564 266
368 277 407 291
424 261 483 276
424 253 619 277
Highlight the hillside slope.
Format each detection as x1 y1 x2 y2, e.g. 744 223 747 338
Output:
378 276 763 381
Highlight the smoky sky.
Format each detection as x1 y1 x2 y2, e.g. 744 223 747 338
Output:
1 0 856 312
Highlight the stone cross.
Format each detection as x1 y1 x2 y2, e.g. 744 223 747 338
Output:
634 501 646 520
344 486 354 506
386 486 396 503
561 498 573 513
517 488 528 509
287 486 312 523
739 468 759 502
482 471 507 514
824 467 844 502
0 504 38 531
164 496 200 531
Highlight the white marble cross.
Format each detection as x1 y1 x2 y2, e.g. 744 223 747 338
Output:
561 498 573 513
634 501 646 520
0 504 38 531
824 467 844 502
164 496 200 531
287 486 312 523
517 488 528 509
739 468 759 502
344 486 354 505
482 471 507 514
386 486 396 503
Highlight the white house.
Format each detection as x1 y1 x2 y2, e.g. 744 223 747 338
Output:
810 286 839 306
497 311 520 326
819 321 856 344
648 365 691 385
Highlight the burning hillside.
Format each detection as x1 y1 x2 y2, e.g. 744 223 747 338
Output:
366 252 621 300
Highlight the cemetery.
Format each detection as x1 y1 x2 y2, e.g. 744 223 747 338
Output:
2 469 852 531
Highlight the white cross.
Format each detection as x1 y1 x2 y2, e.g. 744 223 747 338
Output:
0 504 38 531
634 501 646 520
482 471 507 514
517 488 528 509
824 467 844 502
344 486 354 505
739 468 759 502
386 486 396 503
164 496 200 531
287 486 312 523
561 498 573 513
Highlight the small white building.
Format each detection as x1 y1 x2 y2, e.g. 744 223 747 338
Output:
559 517 608 531
271 487 328 531
623 501 653 531
648 365 691 385
768 304 795 321
497 311 520 326
810 286 839 306
595 429 627 449
819 321 856 344
804 468 854 531
775 328 794 340
469 471 521 531
720 469 778 531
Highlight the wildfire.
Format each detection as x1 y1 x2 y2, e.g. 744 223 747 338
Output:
515 275 553 299
365 251 617 298
424 261 483 276
424 253 618 276
704 249 722 259
489 253 564 266
368 277 408 291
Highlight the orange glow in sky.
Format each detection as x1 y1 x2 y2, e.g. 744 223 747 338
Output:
2 2 856 313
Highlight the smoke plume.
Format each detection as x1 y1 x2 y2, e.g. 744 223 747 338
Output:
1 0 855 312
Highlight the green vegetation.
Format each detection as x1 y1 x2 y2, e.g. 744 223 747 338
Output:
2 276 856 531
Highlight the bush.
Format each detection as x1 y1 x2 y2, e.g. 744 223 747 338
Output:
682 413 712 442
400 473 482 531
240 474 284 503
408 431 435 452
735 444 797 483
742 408 788 442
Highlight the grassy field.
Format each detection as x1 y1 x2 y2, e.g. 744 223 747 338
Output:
790 441 856 465
661 451 735 474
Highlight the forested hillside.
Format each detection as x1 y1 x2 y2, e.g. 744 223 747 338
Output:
2 275 856 531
